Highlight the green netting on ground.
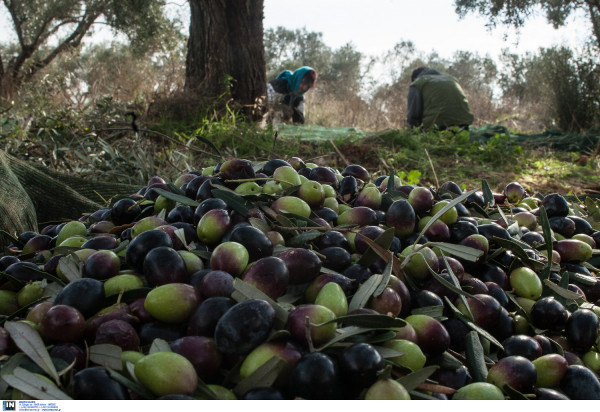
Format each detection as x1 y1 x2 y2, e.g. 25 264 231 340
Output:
275 124 367 141
278 123 600 153
0 150 139 245
469 124 600 153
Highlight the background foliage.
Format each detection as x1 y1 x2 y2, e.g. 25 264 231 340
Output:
0 3 599 196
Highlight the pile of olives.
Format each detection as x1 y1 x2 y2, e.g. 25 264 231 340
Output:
1 157 600 400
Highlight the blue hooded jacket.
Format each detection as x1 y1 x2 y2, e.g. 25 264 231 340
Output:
276 66 315 94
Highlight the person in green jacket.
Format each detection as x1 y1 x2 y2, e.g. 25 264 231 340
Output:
406 67 474 130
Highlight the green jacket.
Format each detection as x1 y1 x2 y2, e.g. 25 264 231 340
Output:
407 71 474 129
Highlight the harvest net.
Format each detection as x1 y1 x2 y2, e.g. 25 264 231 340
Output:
0 150 138 246
468 125 600 153
278 123 600 153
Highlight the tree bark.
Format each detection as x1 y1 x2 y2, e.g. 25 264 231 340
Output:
584 0 600 51
185 0 266 120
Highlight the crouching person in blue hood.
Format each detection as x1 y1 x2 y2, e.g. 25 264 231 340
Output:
265 66 317 125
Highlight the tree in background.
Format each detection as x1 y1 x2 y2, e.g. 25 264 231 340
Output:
499 46 600 131
185 0 266 120
454 0 600 51
0 0 176 101
264 27 332 77
445 51 498 123
455 0 600 131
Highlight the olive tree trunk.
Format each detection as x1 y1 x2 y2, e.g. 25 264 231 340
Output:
185 0 266 120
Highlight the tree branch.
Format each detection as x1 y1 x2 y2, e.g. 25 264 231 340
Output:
23 9 102 83
584 0 600 50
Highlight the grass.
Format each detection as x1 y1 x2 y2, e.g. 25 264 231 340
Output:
1 105 598 197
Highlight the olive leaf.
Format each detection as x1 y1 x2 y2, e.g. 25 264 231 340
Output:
34 270 66 287
538 206 556 278
232 279 289 329
319 266 341 275
0 367 72 400
166 182 186 196
192 134 222 157
438 251 475 322
281 184 302 196
0 230 21 247
0 271 25 290
429 351 465 371
106 368 155 400
427 242 483 262
276 283 307 305
89 344 123 370
409 390 443 400
586 197 600 221
320 313 406 329
550 272 573 310
353 330 397 345
248 217 271 233
125 362 138 383
356 227 395 268
374 345 404 359
492 237 545 271
557 270 570 291
583 260 600 273
57 254 83 283
496 204 510 228
149 338 171 354
410 305 445 318
112 239 129 255
444 297 504 350
373 255 394 297
386 171 396 195
287 229 322 247
12 266 66 287
568 271 597 286
5 296 51 323
469 201 490 218
544 279 585 301
152 188 192 205
465 330 488 382
232 356 287 397
0 352 22 396
212 188 253 216
503 384 530 400
395 365 439 391
274 214 296 228
174 227 187 248
313 325 365 351
429 261 476 301
546 336 565 356
4 321 59 384
348 274 384 312
355 233 403 280
193 379 219 400
103 287 151 306
280 212 322 228
380 193 394 212
414 188 479 245
314 315 407 351
505 292 531 321
481 179 494 207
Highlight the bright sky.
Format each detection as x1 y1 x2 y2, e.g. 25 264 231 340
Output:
263 0 591 60
0 1 591 67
